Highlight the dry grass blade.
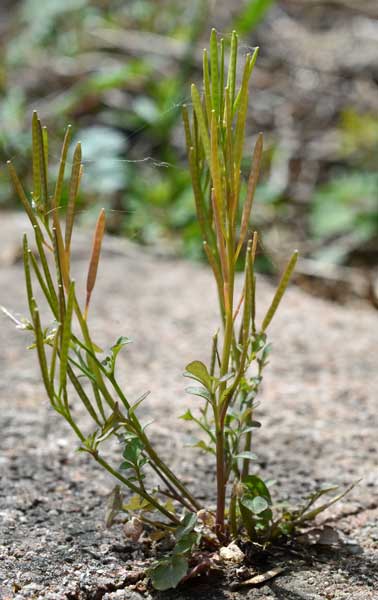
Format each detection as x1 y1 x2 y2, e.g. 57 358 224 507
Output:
85 208 106 320
230 567 285 589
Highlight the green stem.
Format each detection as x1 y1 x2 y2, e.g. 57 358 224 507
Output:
109 375 201 512
94 454 180 525
229 483 238 538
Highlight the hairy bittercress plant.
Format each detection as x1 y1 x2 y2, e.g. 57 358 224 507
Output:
4 30 352 591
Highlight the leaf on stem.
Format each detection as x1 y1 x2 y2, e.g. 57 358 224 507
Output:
184 360 212 391
235 451 258 461
185 386 210 400
150 555 188 591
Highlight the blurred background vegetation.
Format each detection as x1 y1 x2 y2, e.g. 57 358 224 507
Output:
1 0 378 300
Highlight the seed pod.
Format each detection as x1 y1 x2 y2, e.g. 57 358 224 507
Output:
84 208 106 319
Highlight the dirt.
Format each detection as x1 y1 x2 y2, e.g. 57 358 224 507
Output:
0 212 377 599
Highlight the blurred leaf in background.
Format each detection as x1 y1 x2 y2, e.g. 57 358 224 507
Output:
1 0 279 256
310 173 378 265
2 0 377 291
234 0 276 34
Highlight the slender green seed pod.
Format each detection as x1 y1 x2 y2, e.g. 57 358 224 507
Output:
85 208 106 319
32 111 42 205
210 110 224 221
53 125 72 211
36 117 48 209
210 28 220 117
191 83 211 163
65 142 82 256
234 54 252 174
219 39 225 118
235 133 263 260
42 126 49 176
227 31 238 105
7 162 38 228
261 251 298 332
181 105 192 150
248 46 259 76
188 147 209 242
203 49 212 126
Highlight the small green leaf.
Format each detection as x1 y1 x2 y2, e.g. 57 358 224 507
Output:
176 511 198 540
234 0 275 35
32 111 42 205
235 451 258 461
194 440 216 455
241 422 262 434
122 437 145 467
180 409 194 421
123 494 154 512
227 30 238 105
129 390 150 416
218 371 235 383
243 475 272 503
111 336 132 356
241 495 269 514
174 531 199 555
184 360 212 390
191 84 211 163
261 251 298 332
150 555 188 591
210 28 220 117
185 385 210 400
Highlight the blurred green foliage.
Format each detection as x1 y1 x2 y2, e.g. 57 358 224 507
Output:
308 109 378 264
0 0 279 258
234 0 276 34
310 173 378 263
1 0 378 268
